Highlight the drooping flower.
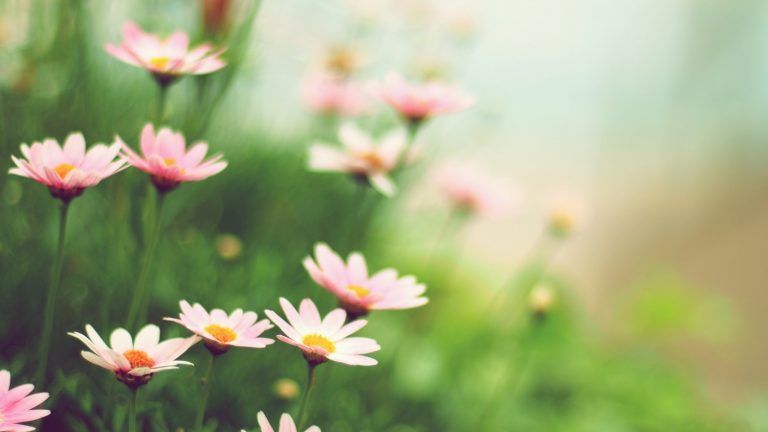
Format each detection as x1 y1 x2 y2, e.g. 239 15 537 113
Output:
371 73 474 125
307 123 406 196
165 300 274 355
105 21 226 87
265 298 380 366
8 133 126 202
300 74 370 117
0 370 50 431
68 324 200 388
434 163 521 217
303 243 427 319
246 411 320 432
121 123 227 192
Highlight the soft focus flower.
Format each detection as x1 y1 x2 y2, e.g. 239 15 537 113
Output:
371 73 474 125
265 298 380 366
121 123 227 192
245 411 319 432
434 163 521 217
203 0 232 35
0 370 50 431
303 243 428 319
300 74 370 117
307 123 406 196
323 46 365 78
165 300 274 355
8 133 126 202
105 21 226 87
68 324 200 388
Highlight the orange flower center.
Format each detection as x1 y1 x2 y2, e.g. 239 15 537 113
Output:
302 334 336 353
347 284 370 298
356 151 386 170
123 349 155 369
205 324 237 343
149 56 170 70
163 158 176 166
53 163 76 179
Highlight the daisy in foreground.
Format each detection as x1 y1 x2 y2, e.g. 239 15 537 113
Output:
9 132 126 203
0 370 50 431
265 298 380 367
241 411 319 432
68 324 200 388
106 21 226 87
303 243 428 319
166 300 274 355
122 123 228 193
307 122 406 196
371 73 474 128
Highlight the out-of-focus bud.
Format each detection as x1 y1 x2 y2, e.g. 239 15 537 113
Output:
203 0 232 35
528 284 556 318
216 233 243 260
324 45 364 78
273 378 300 400
546 191 587 238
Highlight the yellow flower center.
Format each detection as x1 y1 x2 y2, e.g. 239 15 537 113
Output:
302 334 336 353
149 56 170 70
356 151 386 170
205 324 237 343
123 349 155 369
163 158 176 166
53 163 76 179
347 284 370 298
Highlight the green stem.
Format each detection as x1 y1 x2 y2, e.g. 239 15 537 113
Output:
126 190 166 330
35 200 70 386
156 85 168 124
297 363 318 430
128 388 138 432
193 355 216 432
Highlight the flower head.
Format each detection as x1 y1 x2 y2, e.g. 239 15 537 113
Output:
105 21 226 87
371 73 474 125
308 123 406 196
248 411 320 432
265 298 380 366
165 300 274 355
303 243 427 319
8 133 126 202
0 370 50 431
300 74 370 117
546 190 588 238
434 163 521 217
121 124 227 192
68 324 200 388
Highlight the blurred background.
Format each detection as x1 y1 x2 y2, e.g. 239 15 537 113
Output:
1 0 767 430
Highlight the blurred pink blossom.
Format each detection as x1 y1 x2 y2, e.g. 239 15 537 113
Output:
105 21 226 86
371 73 474 124
300 73 371 117
434 163 522 217
303 243 428 319
121 124 227 192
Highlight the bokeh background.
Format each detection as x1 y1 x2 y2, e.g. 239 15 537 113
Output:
1 0 767 431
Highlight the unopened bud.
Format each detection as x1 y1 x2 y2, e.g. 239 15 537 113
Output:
528 285 556 317
273 378 300 400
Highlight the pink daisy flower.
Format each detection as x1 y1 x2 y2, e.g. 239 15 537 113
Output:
165 300 274 355
0 370 50 432
68 324 200 389
121 123 228 192
371 73 474 125
434 163 521 217
264 298 380 366
307 123 406 197
249 411 320 432
300 73 370 117
303 243 428 319
105 21 226 87
8 133 126 202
